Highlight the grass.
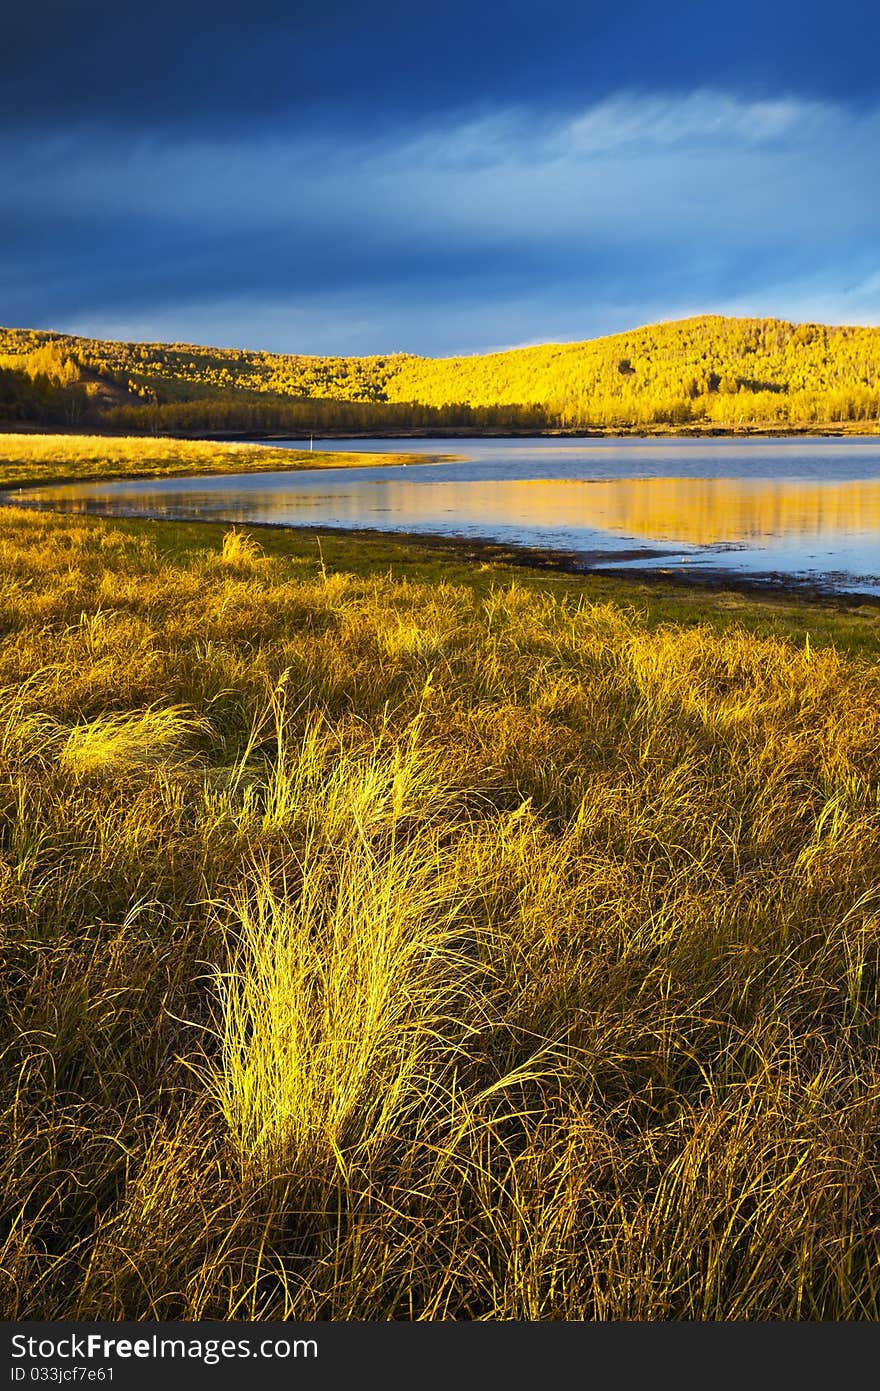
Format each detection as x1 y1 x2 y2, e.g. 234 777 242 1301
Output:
0 432 437 491
1 476 880 1318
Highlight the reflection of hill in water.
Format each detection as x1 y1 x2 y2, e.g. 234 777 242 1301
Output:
540 478 880 543
343 477 880 544
27 474 880 548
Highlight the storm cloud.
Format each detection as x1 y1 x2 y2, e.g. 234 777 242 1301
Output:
4 2 880 353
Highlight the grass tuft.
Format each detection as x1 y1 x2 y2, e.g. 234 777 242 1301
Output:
219 529 264 568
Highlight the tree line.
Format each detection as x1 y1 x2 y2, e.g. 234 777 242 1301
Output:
1 314 878 434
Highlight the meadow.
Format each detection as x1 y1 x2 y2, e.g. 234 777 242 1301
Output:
0 432 428 491
1 434 880 1319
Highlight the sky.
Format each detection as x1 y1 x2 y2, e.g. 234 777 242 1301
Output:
4 0 880 357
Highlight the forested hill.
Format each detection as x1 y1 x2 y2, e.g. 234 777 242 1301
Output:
2 314 879 434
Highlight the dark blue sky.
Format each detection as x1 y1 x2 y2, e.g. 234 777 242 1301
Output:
4 1 880 354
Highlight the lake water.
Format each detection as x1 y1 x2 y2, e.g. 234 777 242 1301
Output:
13 436 880 595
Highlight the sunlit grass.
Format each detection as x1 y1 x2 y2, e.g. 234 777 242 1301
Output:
0 503 879 1318
0 432 432 490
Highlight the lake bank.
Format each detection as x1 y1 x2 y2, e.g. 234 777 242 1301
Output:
0 432 446 491
12 504 880 651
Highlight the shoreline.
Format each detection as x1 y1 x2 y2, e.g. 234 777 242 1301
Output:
4 422 880 443
9 496 879 609
3 432 878 610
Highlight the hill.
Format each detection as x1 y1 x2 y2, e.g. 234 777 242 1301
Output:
1 314 879 434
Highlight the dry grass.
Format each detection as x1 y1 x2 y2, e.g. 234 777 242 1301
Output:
0 432 431 491
0 503 879 1319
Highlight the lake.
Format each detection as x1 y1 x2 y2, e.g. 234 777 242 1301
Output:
14 435 880 594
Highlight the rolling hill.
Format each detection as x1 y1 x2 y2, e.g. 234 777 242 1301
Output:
1 314 879 434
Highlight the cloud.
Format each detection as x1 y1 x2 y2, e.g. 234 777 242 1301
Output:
4 0 880 139
3 91 879 353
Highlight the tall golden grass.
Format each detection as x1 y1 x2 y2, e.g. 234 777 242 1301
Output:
0 504 879 1318
0 433 427 490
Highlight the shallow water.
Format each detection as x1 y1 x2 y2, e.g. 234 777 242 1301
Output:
14 435 880 594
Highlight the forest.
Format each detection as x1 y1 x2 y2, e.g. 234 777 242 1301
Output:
1 314 879 434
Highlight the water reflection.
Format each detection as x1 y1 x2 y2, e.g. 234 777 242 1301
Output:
540 476 880 544
14 441 880 593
